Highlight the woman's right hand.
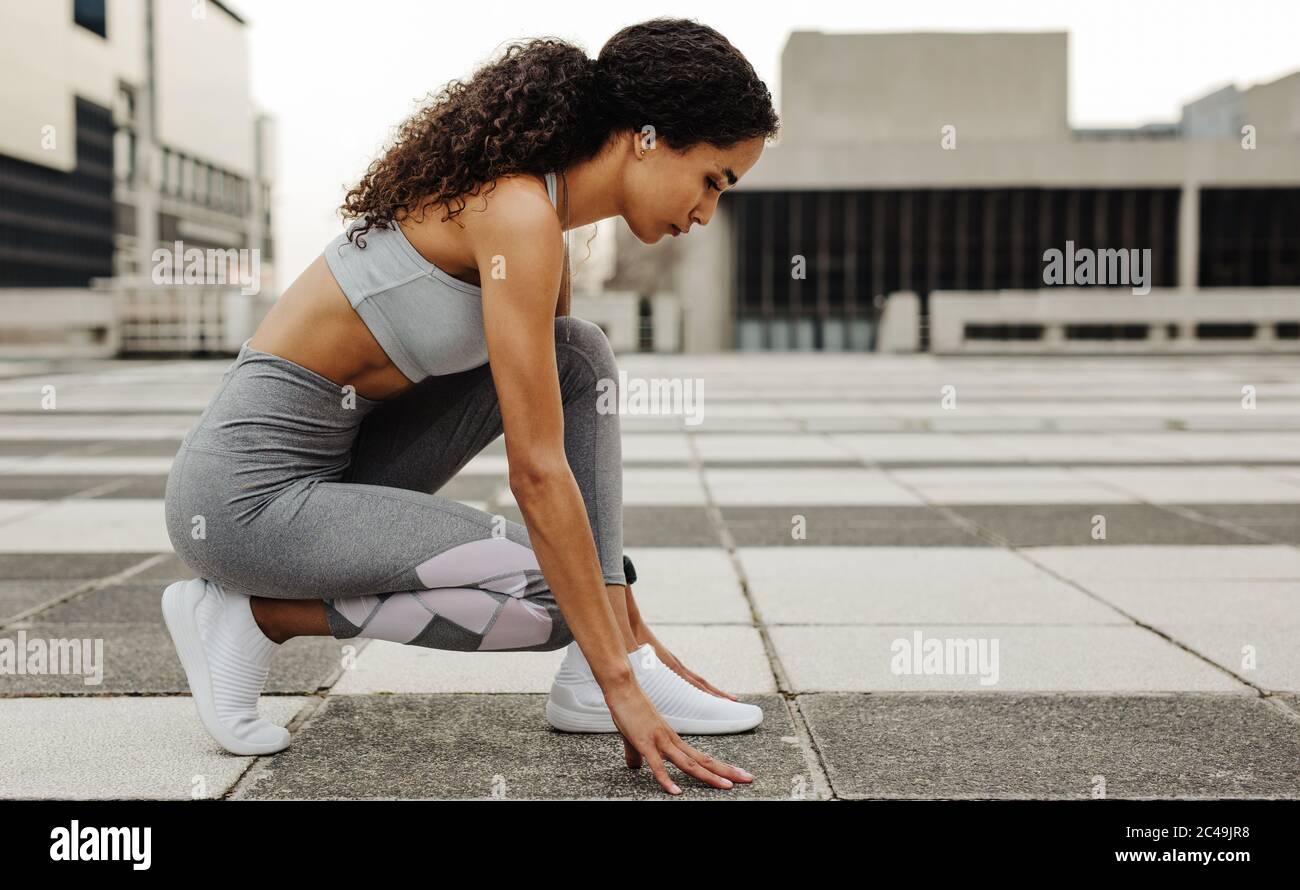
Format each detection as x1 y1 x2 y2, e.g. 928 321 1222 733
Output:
602 678 754 795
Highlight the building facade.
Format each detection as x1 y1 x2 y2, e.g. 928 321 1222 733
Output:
0 0 274 353
672 31 1300 352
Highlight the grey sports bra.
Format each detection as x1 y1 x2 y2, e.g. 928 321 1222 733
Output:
323 171 559 382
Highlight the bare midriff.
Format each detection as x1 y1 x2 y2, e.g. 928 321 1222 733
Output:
247 251 418 402
248 213 484 403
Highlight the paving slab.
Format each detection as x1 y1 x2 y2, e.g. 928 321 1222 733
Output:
1072 465 1300 503
891 467 1136 504
968 432 1177 463
494 505 720 547
497 469 707 506
619 547 751 623
705 468 923 506
1078 579 1300 691
0 500 169 552
946 504 1258 546
1 618 355 695
739 547 1124 625
769 625 1247 692
129 553 200 580
692 434 859 463
1188 503 1300 544
234 693 799 799
0 456 173 475
0 695 310 799
801 693 1300 799
1026 544 1300 583
0 552 163 581
1116 432 1300 461
80 478 170 499
82 439 190 457
1 351 1297 801
722 506 988 547
1155 623 1300 693
827 433 1023 463
1074 578 1300 628
0 476 158 499
0 427 193 447
620 433 693 463
0 580 81 624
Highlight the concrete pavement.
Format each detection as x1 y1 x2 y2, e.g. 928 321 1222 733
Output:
2 350 1299 799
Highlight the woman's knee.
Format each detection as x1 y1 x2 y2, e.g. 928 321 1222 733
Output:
555 316 618 383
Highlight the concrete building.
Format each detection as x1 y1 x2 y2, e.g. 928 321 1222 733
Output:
664 31 1300 353
0 0 275 355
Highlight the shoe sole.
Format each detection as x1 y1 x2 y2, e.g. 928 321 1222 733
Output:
546 683 764 735
161 579 290 756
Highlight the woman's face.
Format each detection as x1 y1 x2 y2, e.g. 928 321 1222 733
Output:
624 133 765 244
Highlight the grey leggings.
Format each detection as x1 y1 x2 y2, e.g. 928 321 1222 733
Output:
163 315 627 652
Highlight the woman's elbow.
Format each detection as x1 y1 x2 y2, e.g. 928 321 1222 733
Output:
508 458 569 500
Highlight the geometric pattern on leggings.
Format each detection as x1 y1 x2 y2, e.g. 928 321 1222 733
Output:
324 536 564 652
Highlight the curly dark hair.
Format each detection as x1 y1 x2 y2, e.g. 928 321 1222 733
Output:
337 17 780 314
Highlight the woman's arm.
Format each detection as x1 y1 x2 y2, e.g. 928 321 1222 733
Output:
469 181 633 688
461 178 752 794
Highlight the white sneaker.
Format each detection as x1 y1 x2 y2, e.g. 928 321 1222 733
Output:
161 577 291 756
546 641 763 734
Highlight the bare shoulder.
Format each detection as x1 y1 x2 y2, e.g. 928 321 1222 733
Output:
458 173 560 242
392 171 561 287
468 173 564 312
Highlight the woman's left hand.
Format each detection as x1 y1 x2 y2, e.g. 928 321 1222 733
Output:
633 622 739 701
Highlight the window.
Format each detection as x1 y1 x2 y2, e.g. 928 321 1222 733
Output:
162 149 177 194
74 0 107 38
115 84 136 126
114 128 135 182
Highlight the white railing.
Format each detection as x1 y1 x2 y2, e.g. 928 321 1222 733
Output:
91 276 274 354
0 289 121 359
928 288 1300 353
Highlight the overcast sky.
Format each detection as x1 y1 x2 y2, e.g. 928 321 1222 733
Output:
232 0 1300 288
